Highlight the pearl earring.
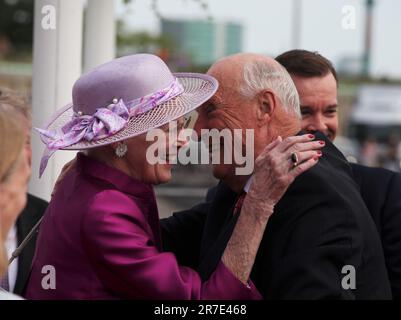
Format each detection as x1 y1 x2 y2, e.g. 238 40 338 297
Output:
115 142 128 158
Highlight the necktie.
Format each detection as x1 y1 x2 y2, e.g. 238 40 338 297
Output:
233 192 247 216
0 271 10 291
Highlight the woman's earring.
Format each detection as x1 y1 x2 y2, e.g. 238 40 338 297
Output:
115 142 128 158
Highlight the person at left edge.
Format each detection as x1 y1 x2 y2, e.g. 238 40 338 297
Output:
0 89 48 295
0 108 31 300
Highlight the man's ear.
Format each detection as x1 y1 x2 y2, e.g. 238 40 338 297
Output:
256 89 277 124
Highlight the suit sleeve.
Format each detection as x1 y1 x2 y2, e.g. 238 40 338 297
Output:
266 199 361 299
381 172 401 299
81 190 261 300
160 198 211 269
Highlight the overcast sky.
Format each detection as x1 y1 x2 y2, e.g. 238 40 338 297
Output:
117 0 401 78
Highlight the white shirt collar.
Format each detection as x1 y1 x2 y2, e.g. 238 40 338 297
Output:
243 175 253 193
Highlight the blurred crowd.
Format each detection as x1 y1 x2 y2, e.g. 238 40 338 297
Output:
356 135 401 171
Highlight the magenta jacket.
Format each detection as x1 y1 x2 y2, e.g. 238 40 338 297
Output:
25 153 260 300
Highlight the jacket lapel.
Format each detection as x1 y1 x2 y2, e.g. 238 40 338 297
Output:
14 194 47 295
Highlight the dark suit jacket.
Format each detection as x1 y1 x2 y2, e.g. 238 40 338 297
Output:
350 163 401 299
161 133 392 299
14 194 47 295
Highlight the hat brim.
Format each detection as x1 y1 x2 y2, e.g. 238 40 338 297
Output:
42 73 218 150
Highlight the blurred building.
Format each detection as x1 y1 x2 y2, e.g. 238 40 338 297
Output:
161 18 243 67
337 56 363 77
350 84 401 142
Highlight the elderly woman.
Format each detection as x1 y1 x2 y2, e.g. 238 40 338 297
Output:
0 108 31 300
25 54 320 299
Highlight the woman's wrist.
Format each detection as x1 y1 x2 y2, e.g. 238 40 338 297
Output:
242 193 275 223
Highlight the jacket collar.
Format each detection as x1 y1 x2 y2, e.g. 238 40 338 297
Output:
76 152 154 199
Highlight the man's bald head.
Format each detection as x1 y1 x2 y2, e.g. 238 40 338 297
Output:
210 52 278 69
207 53 300 118
208 53 278 79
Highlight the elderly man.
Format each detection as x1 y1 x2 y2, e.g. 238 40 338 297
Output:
276 49 401 299
0 88 48 295
160 53 391 299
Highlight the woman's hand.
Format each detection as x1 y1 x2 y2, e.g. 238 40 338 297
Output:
246 134 324 219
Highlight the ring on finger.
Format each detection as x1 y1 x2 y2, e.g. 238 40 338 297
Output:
291 152 299 168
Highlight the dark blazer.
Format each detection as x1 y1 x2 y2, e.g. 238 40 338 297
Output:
350 163 401 299
161 133 392 299
14 194 47 295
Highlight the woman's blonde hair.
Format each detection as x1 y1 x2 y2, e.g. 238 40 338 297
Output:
0 108 25 276
0 87 31 122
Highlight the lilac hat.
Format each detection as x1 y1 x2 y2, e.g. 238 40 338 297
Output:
36 54 218 177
